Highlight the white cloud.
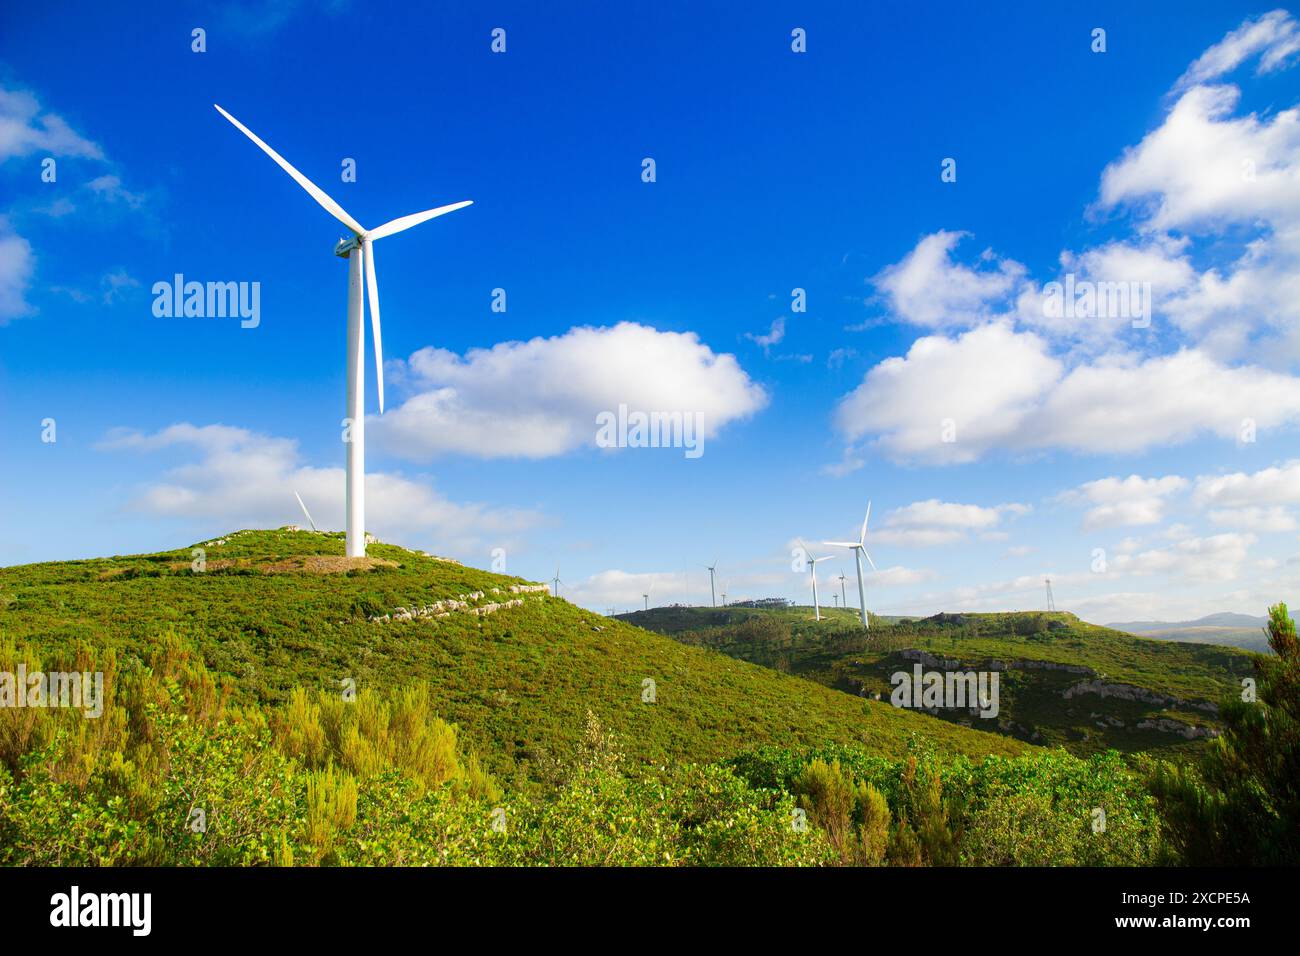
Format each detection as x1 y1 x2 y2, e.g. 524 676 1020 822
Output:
745 317 785 351
1207 506 1298 532
1101 84 1300 233
1173 9 1300 90
836 323 1300 463
0 217 35 322
1111 532 1256 582
98 423 541 552
87 175 146 209
1058 474 1188 531
1194 460 1300 508
871 498 1031 547
873 231 1026 329
0 86 103 162
100 268 140 305
374 322 767 460
834 322 1061 464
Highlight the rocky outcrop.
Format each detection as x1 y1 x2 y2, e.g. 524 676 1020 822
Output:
370 591 540 624
1063 678 1219 714
1136 717 1219 740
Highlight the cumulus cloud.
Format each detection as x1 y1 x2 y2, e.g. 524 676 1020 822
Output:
870 498 1031 547
1194 460 1300 510
374 322 767 460
1110 532 1256 582
836 323 1300 464
838 13 1300 466
834 322 1060 463
873 230 1026 329
1058 474 1188 531
1100 85 1300 234
98 423 541 552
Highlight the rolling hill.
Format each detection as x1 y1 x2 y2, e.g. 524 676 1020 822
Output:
618 604 1259 755
0 529 1026 783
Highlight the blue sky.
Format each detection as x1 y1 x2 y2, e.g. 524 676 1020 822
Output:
2 1 1299 622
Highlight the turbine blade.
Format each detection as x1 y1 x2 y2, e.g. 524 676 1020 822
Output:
362 239 384 414
213 105 365 236
863 550 878 572
860 501 872 544
368 200 473 240
293 490 318 531
824 541 859 548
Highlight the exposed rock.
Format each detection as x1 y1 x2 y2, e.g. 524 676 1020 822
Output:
1136 717 1219 740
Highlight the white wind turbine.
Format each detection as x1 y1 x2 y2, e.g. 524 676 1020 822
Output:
552 566 563 597
824 501 877 628
705 561 718 607
799 540 830 621
214 104 472 558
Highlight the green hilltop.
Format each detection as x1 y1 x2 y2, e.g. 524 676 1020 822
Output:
0 529 1025 780
618 603 1258 756
4 529 1286 867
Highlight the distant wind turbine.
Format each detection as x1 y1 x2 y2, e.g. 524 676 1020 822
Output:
824 501 877 629
214 104 472 558
643 592 650 611
799 540 831 621
293 490 318 532
838 571 847 609
706 561 718 607
552 567 563 597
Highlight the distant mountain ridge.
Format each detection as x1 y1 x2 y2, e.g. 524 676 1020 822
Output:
1106 613 1271 654
1107 612 1267 632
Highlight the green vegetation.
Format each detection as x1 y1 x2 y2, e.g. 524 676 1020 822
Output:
625 605 1256 755
0 530 1024 783
1152 603 1300 865
0 531 1289 866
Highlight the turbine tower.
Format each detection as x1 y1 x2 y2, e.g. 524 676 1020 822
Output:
214 105 472 558
824 501 878 629
706 561 718 607
799 540 830 621
1045 577 1056 612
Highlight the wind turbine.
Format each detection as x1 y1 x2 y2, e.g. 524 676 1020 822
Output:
705 561 718 607
214 104 472 558
552 567 563 597
838 571 848 610
799 540 830 621
293 490 318 532
824 501 877 628
643 592 650 611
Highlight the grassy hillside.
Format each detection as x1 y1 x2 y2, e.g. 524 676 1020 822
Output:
0 529 1025 783
619 605 1258 756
